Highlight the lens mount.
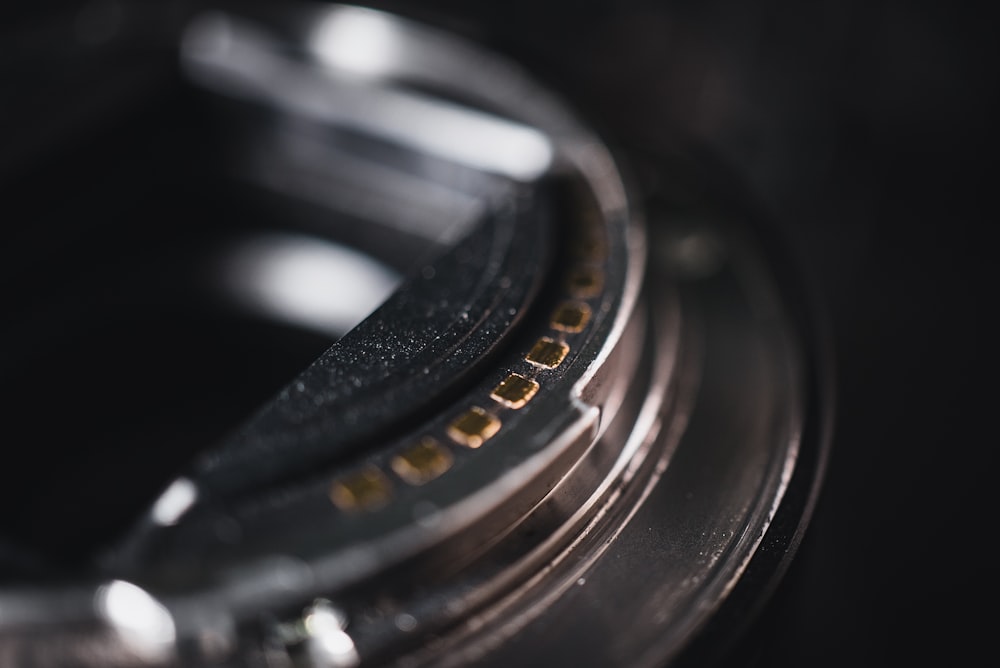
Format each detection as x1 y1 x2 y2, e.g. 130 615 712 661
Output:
0 4 831 668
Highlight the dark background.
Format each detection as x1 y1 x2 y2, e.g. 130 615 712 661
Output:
2 1 993 666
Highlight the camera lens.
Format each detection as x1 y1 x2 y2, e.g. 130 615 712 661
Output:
0 3 831 667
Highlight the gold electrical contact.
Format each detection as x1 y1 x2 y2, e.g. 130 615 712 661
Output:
567 267 604 298
447 407 501 448
551 301 592 333
525 337 569 369
490 373 540 409
391 438 453 485
330 467 392 511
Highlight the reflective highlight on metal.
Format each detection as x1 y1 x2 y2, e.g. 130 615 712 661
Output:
0 2 831 668
183 10 555 182
95 581 177 664
298 600 361 668
222 233 402 338
149 478 199 527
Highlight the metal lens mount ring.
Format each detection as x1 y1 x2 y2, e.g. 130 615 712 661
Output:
0 3 830 668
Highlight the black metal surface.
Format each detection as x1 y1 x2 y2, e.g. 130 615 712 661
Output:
190 186 554 501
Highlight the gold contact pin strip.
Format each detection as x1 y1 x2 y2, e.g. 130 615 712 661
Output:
391 437 453 485
330 467 393 511
567 267 604 298
490 373 540 409
525 337 570 369
330 224 609 513
551 301 592 333
447 407 501 448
